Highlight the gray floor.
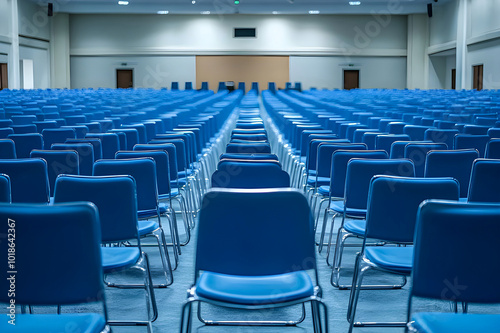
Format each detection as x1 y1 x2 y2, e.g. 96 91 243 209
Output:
98 208 500 333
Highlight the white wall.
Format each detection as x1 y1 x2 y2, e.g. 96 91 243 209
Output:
468 39 500 90
0 0 12 39
19 40 50 89
445 54 456 89
18 0 51 41
290 56 407 90
70 55 196 89
69 13 408 89
429 0 459 48
469 0 500 39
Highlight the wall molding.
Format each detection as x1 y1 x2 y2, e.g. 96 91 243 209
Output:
427 41 457 55
19 35 49 50
0 35 12 44
70 47 407 57
467 28 500 46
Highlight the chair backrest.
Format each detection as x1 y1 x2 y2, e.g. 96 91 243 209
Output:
424 149 479 198
316 143 367 178
42 128 77 150
344 159 415 210
412 200 500 303
424 128 459 149
219 153 279 161
86 133 120 158
225 142 271 154
0 202 104 305
8 133 44 158
231 133 268 142
329 150 388 198
454 134 489 158
30 149 80 197
134 143 178 181
0 127 15 139
0 158 49 203
149 138 187 172
52 143 94 176
110 128 139 150
485 138 500 159
404 142 448 177
54 174 139 243
115 150 171 197
365 176 459 243
0 173 11 202
93 158 158 211
196 189 316 277
403 125 431 141
375 134 411 154
0 139 16 158
212 161 290 188
463 124 489 135
66 138 103 161
389 140 430 159
468 158 500 203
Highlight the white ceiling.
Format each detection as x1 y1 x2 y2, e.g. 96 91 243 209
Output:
34 0 451 15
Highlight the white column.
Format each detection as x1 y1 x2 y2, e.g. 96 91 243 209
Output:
50 13 71 88
9 0 20 89
455 0 468 89
406 14 429 89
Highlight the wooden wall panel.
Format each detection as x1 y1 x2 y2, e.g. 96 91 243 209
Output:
196 56 289 92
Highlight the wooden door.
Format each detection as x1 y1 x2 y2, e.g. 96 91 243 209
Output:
343 70 359 90
473 65 483 91
0 63 7 90
451 68 456 90
117 69 133 89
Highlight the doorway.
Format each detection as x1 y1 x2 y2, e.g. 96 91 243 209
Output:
472 64 483 91
116 69 133 89
451 68 456 90
343 70 359 90
0 63 7 90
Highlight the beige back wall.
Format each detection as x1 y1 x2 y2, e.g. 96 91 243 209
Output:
196 56 289 92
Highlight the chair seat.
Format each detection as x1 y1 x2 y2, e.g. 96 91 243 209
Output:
317 185 330 196
330 201 366 217
178 169 194 178
0 313 106 333
307 176 330 186
138 220 160 236
300 156 307 164
138 208 160 219
196 271 314 305
364 247 413 274
411 313 500 333
308 169 317 176
172 178 187 187
343 219 366 236
101 247 140 272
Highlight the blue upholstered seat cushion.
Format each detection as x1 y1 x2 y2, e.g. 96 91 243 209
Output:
0 313 106 333
138 220 159 236
307 176 330 186
196 271 314 305
411 313 500 333
317 185 330 196
364 247 413 274
343 219 366 236
329 201 366 217
101 247 140 272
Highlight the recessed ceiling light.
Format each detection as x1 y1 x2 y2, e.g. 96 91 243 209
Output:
191 0 196 4
201 11 211 14
349 1 361 5
118 1 129 5
308 10 320 14
157 10 169 14
272 11 279 15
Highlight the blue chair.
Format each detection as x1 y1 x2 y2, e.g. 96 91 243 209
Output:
485 138 500 159
375 134 411 154
0 139 16 158
407 200 500 333
225 142 271 154
463 124 489 135
200 81 209 90
424 149 479 199
171 81 179 90
347 177 459 332
179 188 327 332
212 160 290 188
424 128 459 149
66 138 103 161
8 133 44 158
329 159 416 282
86 133 120 159
53 175 158 330
0 173 11 202
93 158 175 284
404 142 447 177
42 128 76 149
52 142 94 176
468 158 500 203
454 134 490 158
0 127 14 139
219 153 278 161
110 128 139 150
185 82 193 90
30 149 79 197
0 158 49 203
0 202 108 333
404 125 431 141
315 150 388 253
